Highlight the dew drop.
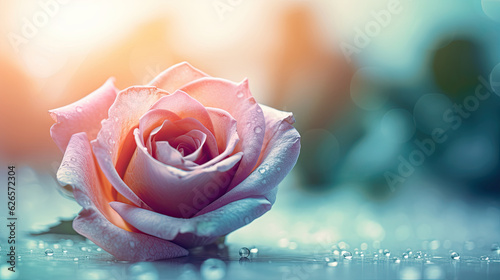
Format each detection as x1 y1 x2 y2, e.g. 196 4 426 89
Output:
250 247 259 255
73 257 79 262
75 106 83 113
236 91 244 98
402 253 409 259
107 138 115 145
383 249 391 257
342 251 353 260
254 126 262 134
480 256 489 261
239 247 250 258
62 249 68 254
450 252 460 260
44 249 54 256
392 257 401 264
200 258 226 280
96 247 102 252
327 259 338 267
258 168 266 174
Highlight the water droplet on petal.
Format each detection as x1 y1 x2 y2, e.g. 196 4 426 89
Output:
239 247 250 258
237 91 244 98
254 126 262 134
76 106 83 113
450 252 460 260
200 258 226 280
44 249 54 256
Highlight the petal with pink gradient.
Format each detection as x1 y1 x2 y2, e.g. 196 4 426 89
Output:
196 105 300 216
57 132 188 261
91 86 167 209
50 78 118 152
180 78 266 189
124 128 242 218
149 90 215 136
110 197 271 248
149 62 209 93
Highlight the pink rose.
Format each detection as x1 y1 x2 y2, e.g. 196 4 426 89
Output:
49 62 300 261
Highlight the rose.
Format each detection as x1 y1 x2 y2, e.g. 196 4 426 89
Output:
49 62 300 261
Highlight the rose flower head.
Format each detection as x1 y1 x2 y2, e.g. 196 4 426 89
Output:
49 62 300 261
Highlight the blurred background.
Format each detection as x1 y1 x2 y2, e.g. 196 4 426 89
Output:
1 0 500 259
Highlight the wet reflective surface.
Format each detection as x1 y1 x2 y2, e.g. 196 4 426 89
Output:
2 235 500 280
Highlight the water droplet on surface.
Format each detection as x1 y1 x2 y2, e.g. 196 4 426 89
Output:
236 91 244 98
76 106 83 113
44 249 54 256
107 138 115 145
200 258 226 280
250 247 259 255
128 262 159 280
383 249 391 257
239 247 250 258
254 126 262 134
402 253 409 259
258 168 266 174
96 247 102 252
80 246 88 252
450 252 460 260
62 249 68 254
239 257 250 265
327 259 338 267
342 251 353 260
392 257 400 264
480 256 489 261
73 257 79 262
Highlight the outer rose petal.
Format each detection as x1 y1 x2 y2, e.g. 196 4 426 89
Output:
57 132 188 261
92 86 167 209
49 78 118 152
149 62 209 93
110 197 271 248
196 105 301 216
180 78 266 189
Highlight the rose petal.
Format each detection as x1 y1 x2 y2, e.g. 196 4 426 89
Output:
110 197 271 248
50 78 118 152
205 107 239 157
196 105 300 216
154 141 198 169
57 132 188 261
149 90 215 136
151 118 218 161
92 86 167 209
124 128 243 218
138 109 182 145
149 62 209 93
180 78 266 189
